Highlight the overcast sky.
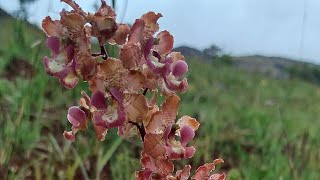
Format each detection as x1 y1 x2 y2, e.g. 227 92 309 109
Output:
1 0 320 63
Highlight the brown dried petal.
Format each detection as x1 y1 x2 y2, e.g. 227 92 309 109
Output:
169 52 185 62
61 0 85 15
112 24 130 45
119 43 143 70
95 0 116 18
209 173 226 180
123 94 148 122
146 111 163 134
141 155 174 177
118 122 138 138
92 17 118 45
94 125 108 141
141 12 162 38
175 165 191 180
128 19 145 44
161 94 180 126
122 70 147 92
89 76 105 93
98 58 146 92
143 134 166 158
177 116 200 132
97 57 124 87
77 55 97 81
42 16 64 37
60 12 86 41
146 95 180 133
155 30 174 55
143 103 159 126
192 159 224 180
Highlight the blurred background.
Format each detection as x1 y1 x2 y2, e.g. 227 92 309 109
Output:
0 0 319 179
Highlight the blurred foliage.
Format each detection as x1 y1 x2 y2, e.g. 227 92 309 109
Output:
288 64 320 85
203 44 222 58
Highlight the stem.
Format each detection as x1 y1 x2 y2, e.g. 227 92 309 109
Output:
92 45 109 60
129 121 146 141
100 45 108 60
143 88 148 96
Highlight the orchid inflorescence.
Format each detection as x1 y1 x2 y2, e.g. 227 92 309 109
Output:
42 0 225 179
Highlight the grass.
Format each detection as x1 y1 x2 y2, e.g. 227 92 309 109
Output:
0 17 320 179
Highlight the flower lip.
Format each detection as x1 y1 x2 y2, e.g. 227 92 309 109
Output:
91 91 107 110
180 125 195 146
46 36 60 55
67 106 86 126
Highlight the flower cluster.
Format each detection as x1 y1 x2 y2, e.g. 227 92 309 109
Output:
42 0 225 179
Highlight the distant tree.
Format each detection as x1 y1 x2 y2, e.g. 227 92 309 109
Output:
203 44 222 58
17 0 38 19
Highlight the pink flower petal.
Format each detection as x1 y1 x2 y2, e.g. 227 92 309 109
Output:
172 60 188 77
180 126 195 146
63 130 75 142
91 91 107 110
110 87 123 103
46 37 60 55
66 44 75 60
67 106 86 127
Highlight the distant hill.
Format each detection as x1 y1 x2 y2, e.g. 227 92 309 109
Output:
174 46 212 60
0 7 11 18
232 55 312 80
175 45 320 83
0 7 44 52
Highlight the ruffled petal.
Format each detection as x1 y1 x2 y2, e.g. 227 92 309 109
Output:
94 0 116 18
143 134 166 158
111 24 130 45
123 94 148 122
154 30 174 55
165 143 196 160
141 12 162 38
158 76 189 96
177 116 200 132
60 12 86 41
94 102 125 128
192 159 225 180
60 72 79 89
128 19 145 43
209 173 227 180
141 155 174 176
91 91 107 110
175 165 191 180
146 95 180 133
94 124 108 141
42 16 64 37
119 43 143 70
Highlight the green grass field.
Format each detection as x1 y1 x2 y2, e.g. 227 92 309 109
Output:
0 18 319 180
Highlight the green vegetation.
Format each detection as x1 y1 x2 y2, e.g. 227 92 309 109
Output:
288 63 320 85
0 16 319 179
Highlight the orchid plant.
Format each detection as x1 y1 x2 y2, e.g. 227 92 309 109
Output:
42 0 225 179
